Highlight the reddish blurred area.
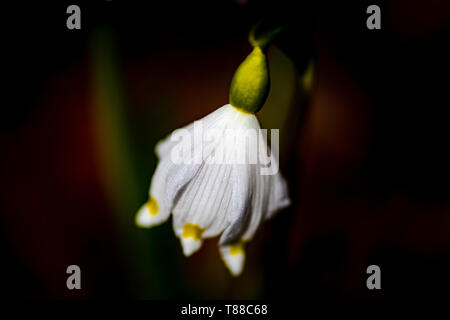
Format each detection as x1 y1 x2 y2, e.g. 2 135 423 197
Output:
0 53 121 298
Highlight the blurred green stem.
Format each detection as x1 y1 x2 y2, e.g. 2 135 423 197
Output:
91 27 162 298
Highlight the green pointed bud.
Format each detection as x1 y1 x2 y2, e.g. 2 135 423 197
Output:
229 46 270 114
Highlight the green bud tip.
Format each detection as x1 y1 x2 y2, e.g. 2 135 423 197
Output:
249 22 285 51
229 46 270 114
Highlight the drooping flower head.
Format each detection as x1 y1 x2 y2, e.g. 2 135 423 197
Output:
136 39 290 276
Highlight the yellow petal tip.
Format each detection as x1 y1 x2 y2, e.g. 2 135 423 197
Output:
220 242 246 276
146 196 159 216
182 223 204 241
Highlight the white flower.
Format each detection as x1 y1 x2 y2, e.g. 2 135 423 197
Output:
135 104 290 276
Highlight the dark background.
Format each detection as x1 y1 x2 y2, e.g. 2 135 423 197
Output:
1 0 450 300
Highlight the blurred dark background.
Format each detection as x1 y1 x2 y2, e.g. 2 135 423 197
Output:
1 0 450 300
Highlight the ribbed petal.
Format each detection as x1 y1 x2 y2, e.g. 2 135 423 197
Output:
137 103 291 272
135 157 174 228
219 164 252 245
172 163 232 237
155 105 232 159
181 237 203 256
241 165 270 241
218 110 261 245
219 242 246 276
167 105 244 255
138 104 238 230
238 125 272 240
266 170 290 220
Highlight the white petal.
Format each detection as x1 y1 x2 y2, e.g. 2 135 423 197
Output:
155 125 192 159
266 171 290 220
155 104 233 159
219 243 246 276
240 127 279 240
178 223 205 256
170 105 254 239
166 162 203 204
202 165 234 237
165 106 239 206
219 164 252 245
135 201 166 227
140 101 290 273
172 163 233 238
180 237 203 256
240 164 270 241
135 158 174 228
220 114 266 243
135 204 151 227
